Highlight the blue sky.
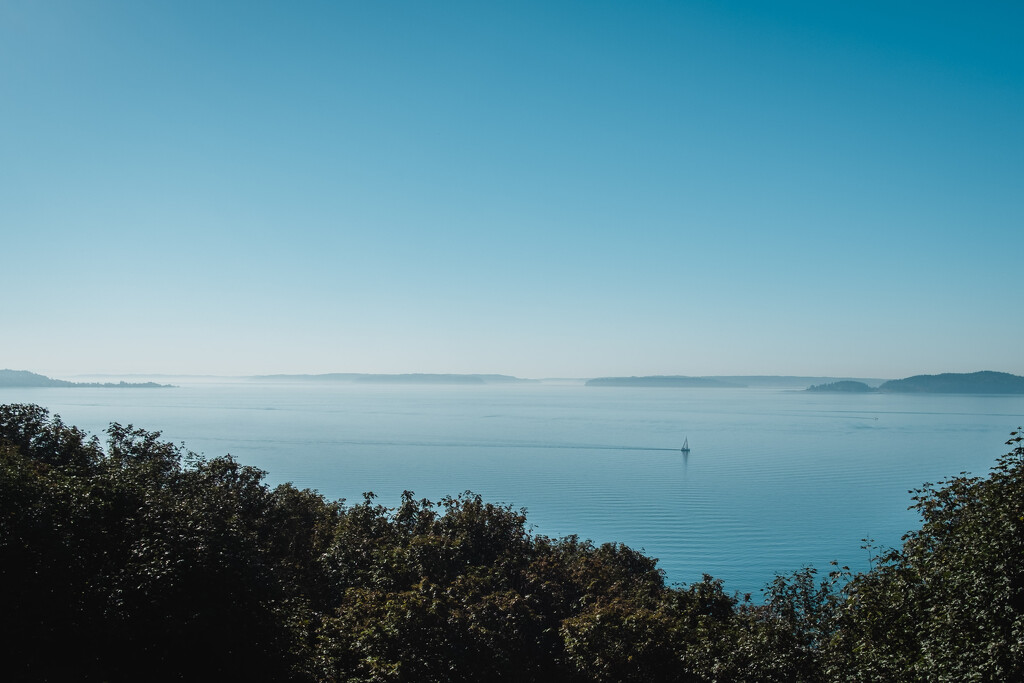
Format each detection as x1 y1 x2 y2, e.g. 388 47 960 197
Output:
2 0 1021 378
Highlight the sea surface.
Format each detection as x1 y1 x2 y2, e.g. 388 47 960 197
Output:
3 380 1022 597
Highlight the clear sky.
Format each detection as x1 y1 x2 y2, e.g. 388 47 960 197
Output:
2 1 1021 378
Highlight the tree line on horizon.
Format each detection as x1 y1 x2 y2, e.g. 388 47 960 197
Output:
806 370 1024 394
2 402 1022 681
0 369 172 389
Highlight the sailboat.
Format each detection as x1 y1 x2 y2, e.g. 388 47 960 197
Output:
680 437 690 454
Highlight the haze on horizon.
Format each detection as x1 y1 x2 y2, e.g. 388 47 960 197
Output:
3 1 1021 380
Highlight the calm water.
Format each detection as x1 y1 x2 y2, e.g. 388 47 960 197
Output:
4 381 1022 597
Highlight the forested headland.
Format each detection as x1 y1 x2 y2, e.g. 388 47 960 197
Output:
2 403 1022 681
0 369 173 388
805 371 1024 394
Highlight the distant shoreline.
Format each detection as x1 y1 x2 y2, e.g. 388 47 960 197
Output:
6 369 1024 394
805 371 1024 394
0 370 175 389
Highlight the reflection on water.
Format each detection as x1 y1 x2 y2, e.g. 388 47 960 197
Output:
2 383 1021 597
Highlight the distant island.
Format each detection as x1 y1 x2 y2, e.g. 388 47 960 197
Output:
806 380 877 393
709 375 888 389
586 375 895 389
805 371 1024 394
248 373 539 385
0 369 174 389
878 371 1024 394
586 376 746 388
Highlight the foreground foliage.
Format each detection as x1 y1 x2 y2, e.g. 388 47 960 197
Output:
2 404 1022 681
